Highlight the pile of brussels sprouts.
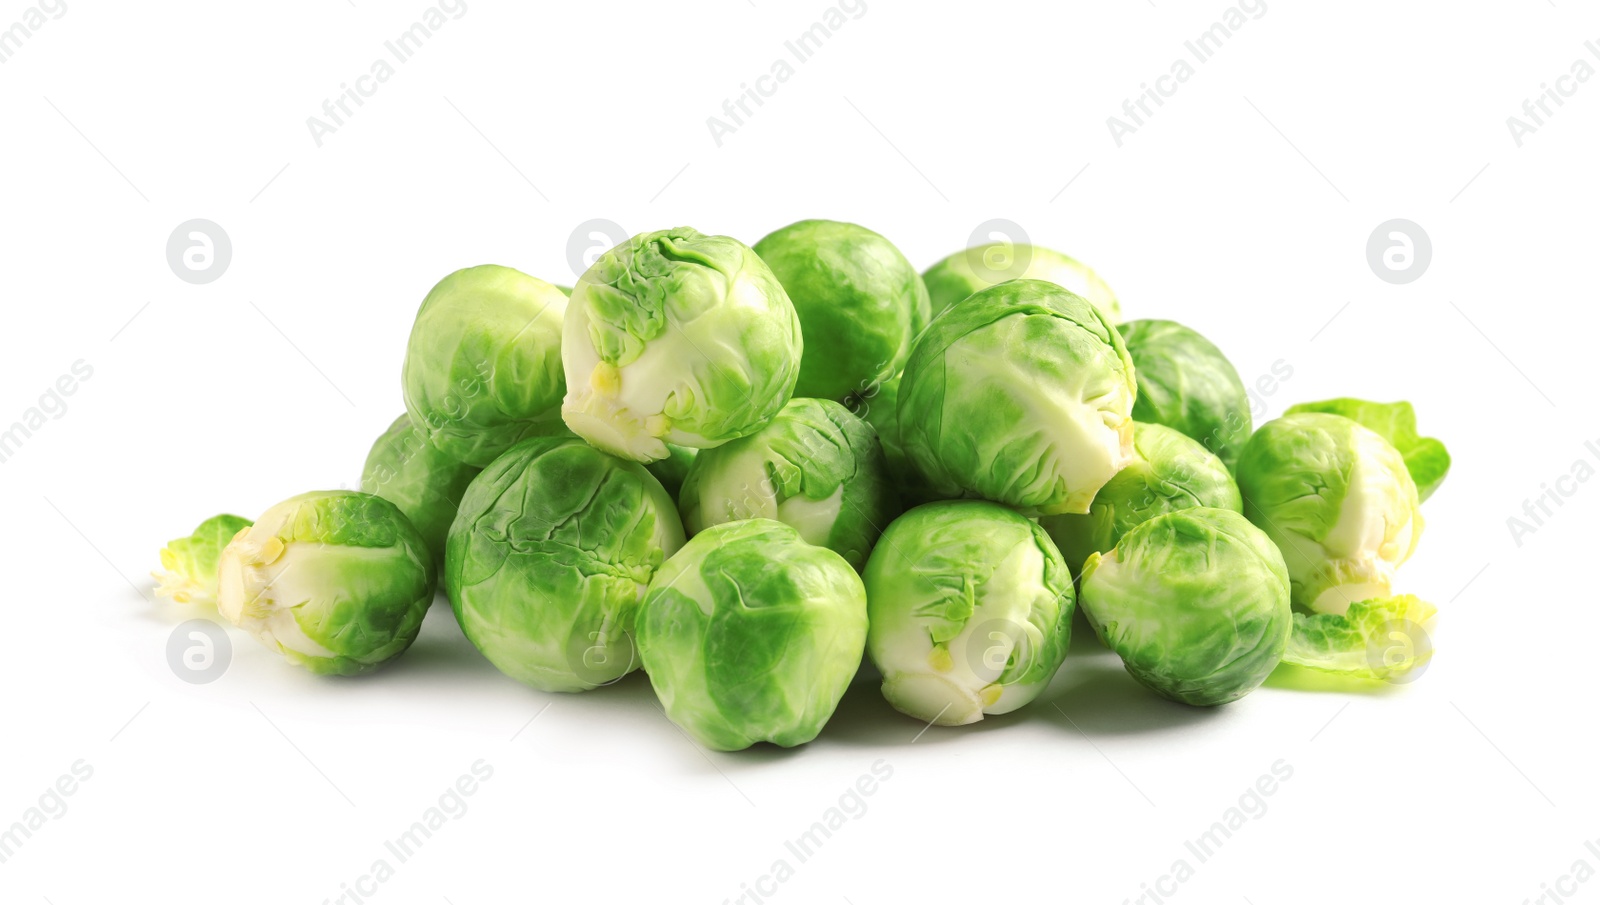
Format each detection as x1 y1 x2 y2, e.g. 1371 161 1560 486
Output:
153 221 1449 751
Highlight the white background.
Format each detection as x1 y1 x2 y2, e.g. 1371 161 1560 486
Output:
1 1 1593 903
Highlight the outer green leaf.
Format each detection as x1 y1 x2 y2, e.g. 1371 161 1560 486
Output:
1282 594 1435 680
1118 319 1252 470
360 414 482 565
1285 398 1450 501
922 243 1120 323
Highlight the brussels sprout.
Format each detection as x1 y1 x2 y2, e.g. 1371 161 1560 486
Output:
922 242 1120 322
1235 413 1422 615
1041 422 1241 574
217 491 436 676
864 501 1074 726
1080 508 1291 706
560 226 803 463
360 415 482 565
848 371 941 507
644 443 698 500
1281 594 1434 680
636 519 867 750
898 279 1136 515
153 514 253 605
446 435 685 693
752 219 930 401
402 265 568 467
1118 319 1252 470
679 398 898 572
1285 398 1450 501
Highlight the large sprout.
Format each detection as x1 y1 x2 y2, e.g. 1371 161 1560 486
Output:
679 397 899 572
1080 508 1291 706
898 279 1136 515
1235 413 1422 615
1041 422 1241 574
360 414 482 565
561 226 802 463
636 519 867 750
446 435 684 692
153 513 253 605
864 501 1074 726
1285 398 1451 501
752 219 929 402
402 265 568 467
217 491 436 676
1118 319 1253 470
922 242 1120 322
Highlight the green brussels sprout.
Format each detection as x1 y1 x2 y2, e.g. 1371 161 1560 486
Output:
446 435 685 693
1281 594 1434 681
217 491 436 676
864 501 1074 726
560 226 803 463
752 219 930 402
679 398 899 572
898 279 1136 515
1041 422 1242 574
847 371 942 507
1118 319 1252 470
1235 413 1422 615
402 265 568 467
636 519 867 750
922 242 1120 322
1285 398 1450 501
153 514 253 605
1080 507 1291 706
360 415 482 565
644 443 698 500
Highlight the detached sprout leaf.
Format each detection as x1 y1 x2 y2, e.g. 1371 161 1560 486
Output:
153 514 253 605
1285 398 1451 501
1282 595 1436 681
